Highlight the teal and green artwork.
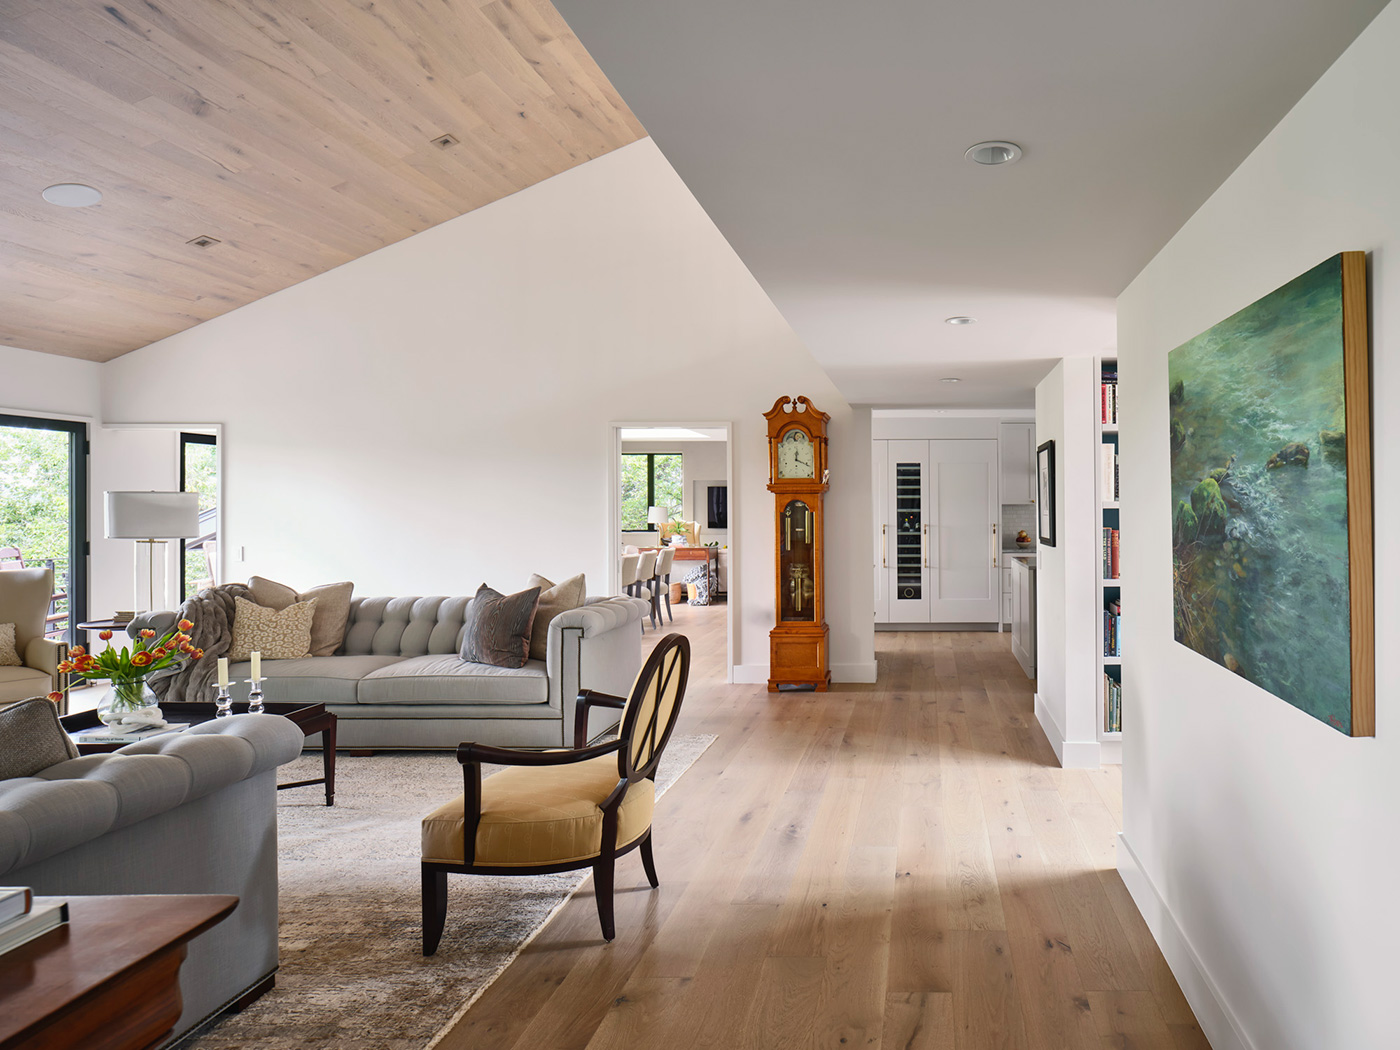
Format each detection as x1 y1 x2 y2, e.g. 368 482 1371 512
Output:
1168 252 1373 736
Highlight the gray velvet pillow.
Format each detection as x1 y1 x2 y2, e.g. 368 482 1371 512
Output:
459 584 541 669
0 697 79 780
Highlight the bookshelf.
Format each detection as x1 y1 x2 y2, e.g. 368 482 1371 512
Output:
1097 357 1122 763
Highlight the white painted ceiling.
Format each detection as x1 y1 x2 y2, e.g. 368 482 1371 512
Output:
553 0 1389 407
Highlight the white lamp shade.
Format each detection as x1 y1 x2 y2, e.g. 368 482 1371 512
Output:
106 491 200 539
647 506 670 527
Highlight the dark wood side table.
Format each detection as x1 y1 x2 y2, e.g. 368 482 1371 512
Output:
0 894 237 1050
62 702 338 806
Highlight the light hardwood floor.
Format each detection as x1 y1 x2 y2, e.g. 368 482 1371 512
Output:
439 602 1209 1050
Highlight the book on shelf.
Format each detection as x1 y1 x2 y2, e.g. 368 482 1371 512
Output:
1101 375 1118 424
0 900 68 957
1103 598 1122 657
1101 528 1120 579
0 887 33 926
1100 443 1119 502
69 723 191 746
1103 674 1122 733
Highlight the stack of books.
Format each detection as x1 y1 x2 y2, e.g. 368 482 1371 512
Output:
69 722 189 746
1103 598 1122 657
0 888 68 957
1103 675 1122 733
1101 372 1119 423
1101 527 1120 579
1100 443 1120 502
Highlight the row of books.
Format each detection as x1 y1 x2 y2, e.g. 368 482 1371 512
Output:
1101 375 1119 424
1100 443 1120 502
1104 598 1122 657
0 887 69 958
1104 674 1122 734
1101 528 1120 579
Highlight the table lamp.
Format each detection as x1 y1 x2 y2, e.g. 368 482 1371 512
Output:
105 491 200 612
647 505 670 546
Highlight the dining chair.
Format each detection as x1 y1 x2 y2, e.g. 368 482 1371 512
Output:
619 554 640 601
654 548 676 624
421 632 692 949
633 550 658 630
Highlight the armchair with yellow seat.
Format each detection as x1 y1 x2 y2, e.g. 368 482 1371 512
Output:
420 632 691 952
0 568 67 710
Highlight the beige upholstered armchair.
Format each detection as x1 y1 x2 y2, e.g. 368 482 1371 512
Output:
0 567 67 710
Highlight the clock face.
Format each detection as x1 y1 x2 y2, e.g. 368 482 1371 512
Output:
777 429 815 479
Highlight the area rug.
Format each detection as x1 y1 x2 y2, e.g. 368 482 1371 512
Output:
181 735 714 1050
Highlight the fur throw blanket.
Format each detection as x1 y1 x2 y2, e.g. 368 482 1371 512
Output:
148 583 252 703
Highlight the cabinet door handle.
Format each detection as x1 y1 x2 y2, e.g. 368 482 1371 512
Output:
923 522 930 568
881 524 887 568
992 523 997 568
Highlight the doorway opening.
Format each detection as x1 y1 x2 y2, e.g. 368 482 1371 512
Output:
179 432 219 600
0 413 88 644
610 423 733 682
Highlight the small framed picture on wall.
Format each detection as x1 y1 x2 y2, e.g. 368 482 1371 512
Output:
1037 440 1056 547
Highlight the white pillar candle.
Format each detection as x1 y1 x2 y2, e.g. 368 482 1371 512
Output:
217 657 229 690
251 651 261 681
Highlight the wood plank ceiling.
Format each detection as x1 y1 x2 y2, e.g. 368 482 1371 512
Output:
0 0 646 361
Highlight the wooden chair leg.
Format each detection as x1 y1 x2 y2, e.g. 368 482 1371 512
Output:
662 576 672 623
422 866 448 956
593 856 617 941
640 832 659 888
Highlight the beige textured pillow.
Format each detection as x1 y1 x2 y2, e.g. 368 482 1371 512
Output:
0 697 78 779
229 596 317 661
247 577 353 657
526 573 586 662
0 623 20 667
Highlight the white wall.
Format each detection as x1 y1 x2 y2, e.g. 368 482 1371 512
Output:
620 439 729 545
101 139 875 682
1116 6 1400 1048
1033 359 1099 766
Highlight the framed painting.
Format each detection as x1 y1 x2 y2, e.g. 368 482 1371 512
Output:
1037 440 1055 546
1168 251 1373 736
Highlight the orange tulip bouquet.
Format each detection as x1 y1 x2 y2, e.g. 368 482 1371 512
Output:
57 620 204 727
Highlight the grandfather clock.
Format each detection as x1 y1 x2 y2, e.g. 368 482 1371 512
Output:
765 395 831 692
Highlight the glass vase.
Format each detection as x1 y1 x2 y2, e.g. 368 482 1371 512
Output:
97 677 163 727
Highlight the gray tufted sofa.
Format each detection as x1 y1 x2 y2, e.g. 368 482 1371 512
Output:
137 594 649 750
0 714 304 1043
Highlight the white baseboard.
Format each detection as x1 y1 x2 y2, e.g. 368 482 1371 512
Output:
1117 834 1255 1050
731 663 768 685
1033 692 1100 768
832 661 877 683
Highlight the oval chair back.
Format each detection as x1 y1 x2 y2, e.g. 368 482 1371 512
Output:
618 632 691 781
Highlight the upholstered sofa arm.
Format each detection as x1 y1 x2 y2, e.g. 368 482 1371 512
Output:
23 636 66 681
548 596 647 746
0 714 303 877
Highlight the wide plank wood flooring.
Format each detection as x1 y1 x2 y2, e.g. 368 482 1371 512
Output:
437 603 1209 1049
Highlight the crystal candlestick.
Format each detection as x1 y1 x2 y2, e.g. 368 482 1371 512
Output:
215 686 233 718
247 680 265 715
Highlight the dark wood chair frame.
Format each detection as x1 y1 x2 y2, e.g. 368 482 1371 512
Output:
422 633 691 954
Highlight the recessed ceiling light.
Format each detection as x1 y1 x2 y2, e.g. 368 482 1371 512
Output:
941 377 962 384
186 235 221 249
42 183 102 207
964 141 1023 166
430 133 459 149
945 316 977 326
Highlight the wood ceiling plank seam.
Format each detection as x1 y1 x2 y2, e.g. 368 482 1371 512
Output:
451 70 573 183
537 36 648 140
523 1 646 136
398 146 520 206
0 10 154 107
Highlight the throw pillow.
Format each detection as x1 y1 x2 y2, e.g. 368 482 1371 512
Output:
0 697 79 779
0 623 20 666
229 595 317 661
459 584 541 670
247 577 354 657
525 573 586 662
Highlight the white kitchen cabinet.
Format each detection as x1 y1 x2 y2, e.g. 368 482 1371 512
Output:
875 438 999 624
999 422 1036 504
1011 556 1036 678
1001 567 1015 626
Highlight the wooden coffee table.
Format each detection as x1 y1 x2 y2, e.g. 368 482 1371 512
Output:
62 701 338 806
0 894 237 1050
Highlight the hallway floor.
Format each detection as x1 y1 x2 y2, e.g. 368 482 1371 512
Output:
440 607 1208 1049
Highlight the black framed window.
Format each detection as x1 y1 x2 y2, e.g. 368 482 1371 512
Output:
620 453 683 530
179 432 218 600
0 413 88 644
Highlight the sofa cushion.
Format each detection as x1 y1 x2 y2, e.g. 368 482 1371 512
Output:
0 666 54 705
358 655 549 705
229 596 316 661
0 697 77 779
459 585 539 669
248 577 354 657
526 574 586 662
229 655 406 706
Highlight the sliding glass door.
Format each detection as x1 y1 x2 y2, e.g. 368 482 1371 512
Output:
0 414 88 643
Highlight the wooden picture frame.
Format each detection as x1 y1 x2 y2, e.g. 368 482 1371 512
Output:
1037 440 1055 547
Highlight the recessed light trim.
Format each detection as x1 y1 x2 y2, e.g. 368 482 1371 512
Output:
431 134 459 149
944 316 977 326
964 141 1023 166
42 183 102 207
941 377 962 384
186 235 221 249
